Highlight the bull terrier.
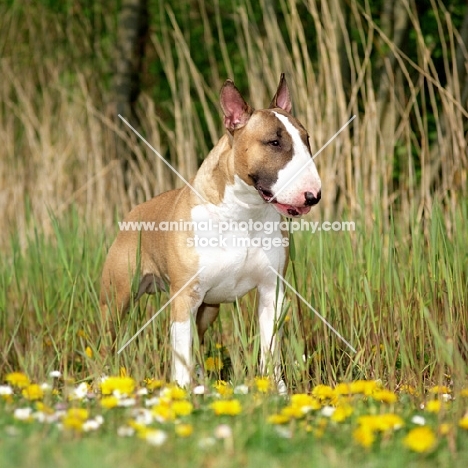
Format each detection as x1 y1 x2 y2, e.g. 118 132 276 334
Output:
100 74 321 392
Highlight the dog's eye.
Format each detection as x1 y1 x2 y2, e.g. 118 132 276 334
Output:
269 140 280 147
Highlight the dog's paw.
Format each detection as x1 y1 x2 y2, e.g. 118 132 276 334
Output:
193 384 206 395
277 379 288 396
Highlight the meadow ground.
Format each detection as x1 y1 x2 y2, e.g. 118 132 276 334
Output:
1 204 468 467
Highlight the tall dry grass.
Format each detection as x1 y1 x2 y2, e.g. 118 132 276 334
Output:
0 0 466 249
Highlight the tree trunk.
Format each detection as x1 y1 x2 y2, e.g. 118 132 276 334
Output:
108 0 149 183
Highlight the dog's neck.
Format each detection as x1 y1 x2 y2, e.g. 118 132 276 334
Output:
193 135 269 213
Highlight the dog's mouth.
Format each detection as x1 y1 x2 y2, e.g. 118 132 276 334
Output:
256 186 311 217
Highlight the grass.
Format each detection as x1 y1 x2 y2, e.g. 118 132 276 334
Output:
1 202 467 467
2 203 467 389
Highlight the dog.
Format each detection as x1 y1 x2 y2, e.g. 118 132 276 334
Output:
100 74 321 391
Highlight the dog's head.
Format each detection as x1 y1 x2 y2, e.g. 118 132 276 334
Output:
220 74 321 217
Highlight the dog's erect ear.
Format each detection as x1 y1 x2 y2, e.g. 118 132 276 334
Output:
269 73 292 113
220 80 253 133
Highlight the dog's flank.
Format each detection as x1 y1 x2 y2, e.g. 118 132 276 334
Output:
100 74 321 392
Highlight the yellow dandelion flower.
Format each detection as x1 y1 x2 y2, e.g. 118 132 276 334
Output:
215 343 223 350
68 408 89 419
128 420 146 432
439 423 451 435
378 413 404 431
312 384 334 400
371 389 397 404
35 402 53 414
100 376 136 396
62 408 89 431
290 393 321 411
357 413 404 432
399 384 418 396
371 343 385 353
353 426 375 448
6 372 30 389
331 404 353 422
214 380 234 397
335 380 379 396
353 380 380 395
210 399 242 416
152 402 176 422
458 417 468 430
146 379 165 391
175 423 193 437
281 405 306 419
255 377 271 393
22 384 44 401
429 385 450 394
205 356 224 371
425 399 441 413
403 426 436 453
167 385 187 401
85 347 93 358
268 413 291 424
101 395 119 409
172 400 193 417
334 382 352 395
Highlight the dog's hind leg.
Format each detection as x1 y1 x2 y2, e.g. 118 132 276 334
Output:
99 279 131 349
99 243 136 348
196 303 220 344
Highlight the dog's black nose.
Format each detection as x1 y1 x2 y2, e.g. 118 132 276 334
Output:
304 190 321 206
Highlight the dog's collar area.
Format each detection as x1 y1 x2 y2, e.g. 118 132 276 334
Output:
228 175 269 210
232 194 254 209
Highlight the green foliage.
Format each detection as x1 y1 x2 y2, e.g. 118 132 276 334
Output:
1 197 467 386
0 201 468 465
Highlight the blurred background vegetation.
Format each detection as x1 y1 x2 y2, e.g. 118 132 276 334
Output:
0 0 466 245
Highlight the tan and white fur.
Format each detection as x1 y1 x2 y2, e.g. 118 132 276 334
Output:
100 74 321 391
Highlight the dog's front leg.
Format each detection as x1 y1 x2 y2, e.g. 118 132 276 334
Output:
257 281 287 394
170 293 199 388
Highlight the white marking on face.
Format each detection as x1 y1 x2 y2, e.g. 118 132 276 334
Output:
271 112 321 206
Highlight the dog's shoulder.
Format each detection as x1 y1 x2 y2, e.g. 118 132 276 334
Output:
125 187 186 222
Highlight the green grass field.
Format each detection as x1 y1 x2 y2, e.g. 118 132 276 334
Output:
1 203 468 467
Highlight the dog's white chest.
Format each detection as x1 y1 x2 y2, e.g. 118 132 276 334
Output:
190 179 286 304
